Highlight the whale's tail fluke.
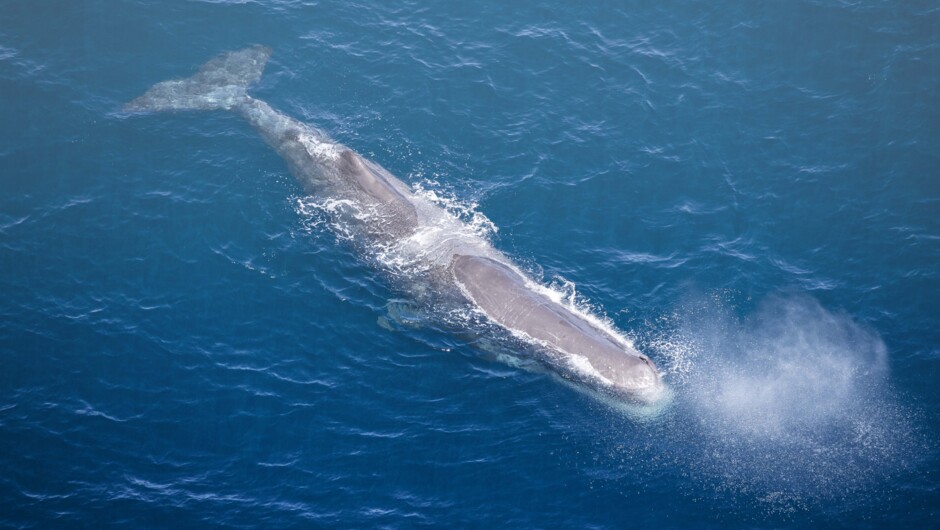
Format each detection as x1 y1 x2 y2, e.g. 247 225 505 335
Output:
124 45 271 113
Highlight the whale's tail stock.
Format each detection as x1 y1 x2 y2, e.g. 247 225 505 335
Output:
124 45 271 113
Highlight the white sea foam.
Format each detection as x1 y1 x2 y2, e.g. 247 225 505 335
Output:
294 196 363 242
296 132 340 161
412 180 498 240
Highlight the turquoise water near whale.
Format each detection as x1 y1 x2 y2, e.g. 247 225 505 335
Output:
1 0 938 527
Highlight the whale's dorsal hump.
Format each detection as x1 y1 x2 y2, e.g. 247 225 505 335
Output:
340 150 404 204
338 149 418 225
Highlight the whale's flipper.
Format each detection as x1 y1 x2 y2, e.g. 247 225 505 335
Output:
377 299 429 331
124 45 271 113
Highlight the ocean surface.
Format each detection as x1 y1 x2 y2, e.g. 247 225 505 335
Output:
1 1 938 527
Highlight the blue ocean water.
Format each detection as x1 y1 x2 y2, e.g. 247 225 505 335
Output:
1 0 938 527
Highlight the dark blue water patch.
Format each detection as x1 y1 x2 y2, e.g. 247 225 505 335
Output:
1 0 938 527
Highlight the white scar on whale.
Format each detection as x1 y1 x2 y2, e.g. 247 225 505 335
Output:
125 46 665 404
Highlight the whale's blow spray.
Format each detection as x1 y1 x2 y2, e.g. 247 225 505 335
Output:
643 294 920 512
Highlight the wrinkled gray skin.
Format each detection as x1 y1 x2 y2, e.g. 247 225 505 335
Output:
125 46 663 402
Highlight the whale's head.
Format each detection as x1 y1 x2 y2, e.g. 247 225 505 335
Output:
450 253 669 404
598 352 665 404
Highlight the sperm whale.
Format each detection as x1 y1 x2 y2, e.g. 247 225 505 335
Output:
125 45 664 403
